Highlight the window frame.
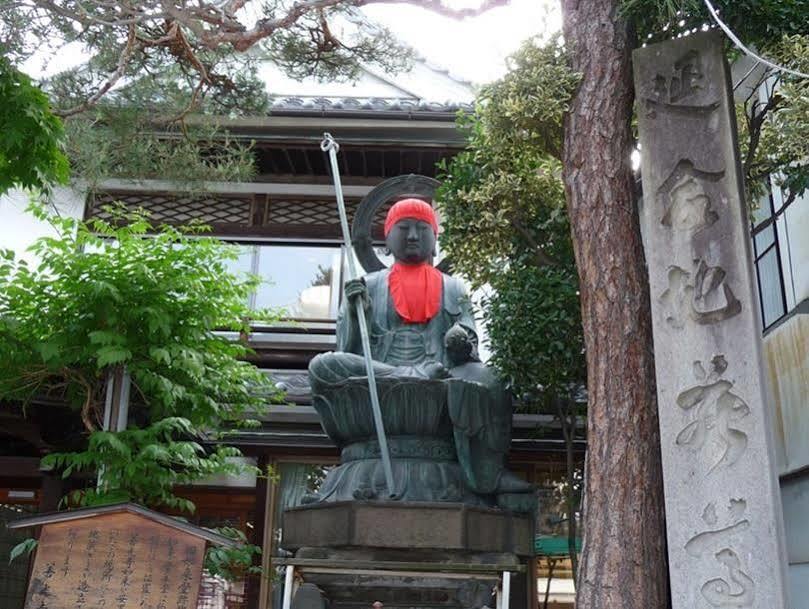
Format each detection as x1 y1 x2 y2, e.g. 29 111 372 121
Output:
219 236 348 324
751 188 793 330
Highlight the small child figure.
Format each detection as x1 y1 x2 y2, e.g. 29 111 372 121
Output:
444 323 499 388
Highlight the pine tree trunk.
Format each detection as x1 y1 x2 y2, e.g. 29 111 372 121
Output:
560 1 669 607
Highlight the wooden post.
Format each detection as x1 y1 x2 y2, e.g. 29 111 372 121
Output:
248 454 269 609
258 457 278 609
102 365 130 432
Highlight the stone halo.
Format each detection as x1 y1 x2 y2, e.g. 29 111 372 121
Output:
351 174 451 274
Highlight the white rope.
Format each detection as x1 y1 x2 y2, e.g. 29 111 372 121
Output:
703 0 809 80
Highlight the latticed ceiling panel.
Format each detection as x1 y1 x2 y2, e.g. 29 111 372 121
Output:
86 192 378 233
267 199 361 226
87 192 253 226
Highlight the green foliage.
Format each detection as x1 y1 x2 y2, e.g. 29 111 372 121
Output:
46 421 250 512
621 2 809 209
204 527 263 581
623 0 809 45
0 58 69 194
44 46 263 188
437 38 584 402
754 35 809 204
64 107 257 190
474 37 579 160
485 261 585 403
0 205 283 510
9 538 37 564
438 39 578 287
267 5 413 81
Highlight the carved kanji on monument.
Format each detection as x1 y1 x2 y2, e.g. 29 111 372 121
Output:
9 503 236 609
634 32 790 609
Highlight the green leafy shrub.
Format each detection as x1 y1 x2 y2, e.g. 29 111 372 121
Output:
0 205 282 510
0 58 69 194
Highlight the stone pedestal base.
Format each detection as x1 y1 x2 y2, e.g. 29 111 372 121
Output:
282 501 534 555
280 502 534 609
283 550 528 609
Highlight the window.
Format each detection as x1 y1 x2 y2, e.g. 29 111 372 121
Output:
752 224 786 328
751 186 795 330
272 462 335 541
225 243 343 321
84 192 449 323
238 241 440 323
255 245 341 318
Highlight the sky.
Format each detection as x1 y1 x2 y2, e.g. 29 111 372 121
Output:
22 0 560 86
362 0 561 84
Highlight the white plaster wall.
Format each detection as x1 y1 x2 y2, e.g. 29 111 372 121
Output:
0 186 87 265
789 563 809 609
192 457 258 488
783 193 809 307
257 56 474 103
764 314 809 474
783 474 809 608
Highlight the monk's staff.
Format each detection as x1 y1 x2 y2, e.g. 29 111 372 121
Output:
321 132 396 499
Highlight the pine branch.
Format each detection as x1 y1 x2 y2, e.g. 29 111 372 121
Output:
55 24 139 118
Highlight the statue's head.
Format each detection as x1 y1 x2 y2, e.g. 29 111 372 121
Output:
384 198 438 265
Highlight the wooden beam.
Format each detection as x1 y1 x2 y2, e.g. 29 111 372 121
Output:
0 457 42 478
96 179 374 198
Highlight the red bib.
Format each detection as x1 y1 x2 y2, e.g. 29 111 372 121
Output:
388 262 442 324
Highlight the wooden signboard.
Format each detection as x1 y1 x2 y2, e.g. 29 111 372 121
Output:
10 503 236 609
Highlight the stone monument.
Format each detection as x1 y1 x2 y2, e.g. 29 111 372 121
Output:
281 180 537 609
634 32 790 609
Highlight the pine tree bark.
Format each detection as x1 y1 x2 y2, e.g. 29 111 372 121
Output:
560 1 669 607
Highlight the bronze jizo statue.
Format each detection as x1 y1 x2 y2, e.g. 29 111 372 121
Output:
307 199 534 512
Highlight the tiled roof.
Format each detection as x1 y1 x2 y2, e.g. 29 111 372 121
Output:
267 95 472 114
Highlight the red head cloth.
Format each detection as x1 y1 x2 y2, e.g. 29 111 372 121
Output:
384 198 438 237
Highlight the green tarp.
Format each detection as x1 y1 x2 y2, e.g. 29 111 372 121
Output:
534 536 582 556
